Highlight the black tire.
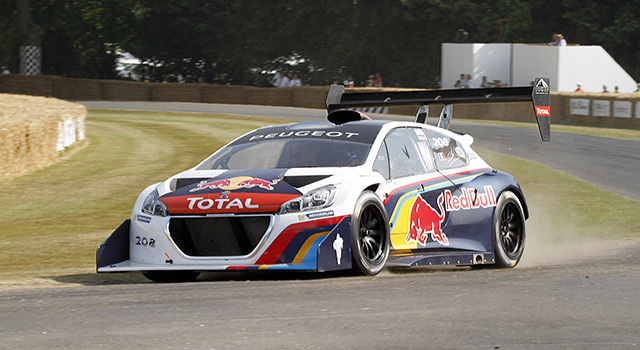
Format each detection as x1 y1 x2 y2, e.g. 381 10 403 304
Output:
351 191 390 275
142 270 201 283
493 191 526 268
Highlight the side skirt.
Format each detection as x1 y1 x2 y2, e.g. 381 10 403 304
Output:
386 250 494 267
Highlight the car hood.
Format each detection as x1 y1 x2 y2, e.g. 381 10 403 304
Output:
159 169 303 214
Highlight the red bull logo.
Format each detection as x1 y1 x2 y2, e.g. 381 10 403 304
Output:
445 186 496 211
190 179 232 192
190 177 280 192
405 193 449 246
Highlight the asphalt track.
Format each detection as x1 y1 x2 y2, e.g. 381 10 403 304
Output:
2 101 639 349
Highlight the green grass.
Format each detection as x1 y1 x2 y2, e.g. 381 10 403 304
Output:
0 110 638 286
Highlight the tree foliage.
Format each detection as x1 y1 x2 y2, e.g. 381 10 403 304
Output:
1 0 638 86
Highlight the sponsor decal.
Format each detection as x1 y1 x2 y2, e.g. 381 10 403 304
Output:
333 233 344 265
405 193 449 246
438 152 446 161
248 130 359 141
135 214 152 223
535 106 551 117
445 186 496 211
298 210 335 221
535 79 550 94
186 196 259 210
190 177 280 192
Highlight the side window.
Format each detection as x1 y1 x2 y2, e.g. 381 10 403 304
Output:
372 141 390 180
423 128 468 170
384 128 429 179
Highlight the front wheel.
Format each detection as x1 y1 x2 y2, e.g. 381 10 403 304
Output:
142 270 201 283
493 191 526 268
351 191 390 275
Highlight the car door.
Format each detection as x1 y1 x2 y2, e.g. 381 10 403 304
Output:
422 127 494 253
372 127 452 252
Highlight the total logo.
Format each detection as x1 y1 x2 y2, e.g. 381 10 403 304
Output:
186 196 259 210
190 177 280 192
535 106 551 117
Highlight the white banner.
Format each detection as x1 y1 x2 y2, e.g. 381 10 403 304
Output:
592 100 611 117
569 98 590 116
63 118 76 147
613 101 632 118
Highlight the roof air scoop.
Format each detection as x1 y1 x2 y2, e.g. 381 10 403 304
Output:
327 109 371 125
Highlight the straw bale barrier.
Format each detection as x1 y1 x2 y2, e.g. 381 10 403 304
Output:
201 85 247 104
0 94 86 179
151 83 203 102
1 74 639 129
102 80 153 101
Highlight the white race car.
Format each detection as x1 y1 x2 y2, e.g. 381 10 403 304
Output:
97 79 551 282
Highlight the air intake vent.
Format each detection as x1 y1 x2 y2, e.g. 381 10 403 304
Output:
282 175 330 188
169 216 271 256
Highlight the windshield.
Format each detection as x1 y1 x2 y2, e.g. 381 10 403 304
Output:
196 138 371 170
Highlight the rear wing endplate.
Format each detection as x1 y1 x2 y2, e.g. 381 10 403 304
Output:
326 78 551 141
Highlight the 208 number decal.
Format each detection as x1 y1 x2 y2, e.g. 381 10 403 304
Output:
431 137 450 148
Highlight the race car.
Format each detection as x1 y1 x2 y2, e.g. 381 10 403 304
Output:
97 78 551 282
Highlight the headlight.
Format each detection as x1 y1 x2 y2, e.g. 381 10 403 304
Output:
278 185 338 214
141 189 168 217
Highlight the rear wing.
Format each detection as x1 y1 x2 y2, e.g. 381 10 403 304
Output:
326 77 551 141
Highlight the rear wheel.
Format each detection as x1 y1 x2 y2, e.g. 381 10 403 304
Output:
142 270 201 283
493 191 526 268
351 191 390 275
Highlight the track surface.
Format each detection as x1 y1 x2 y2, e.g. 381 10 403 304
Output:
2 101 638 349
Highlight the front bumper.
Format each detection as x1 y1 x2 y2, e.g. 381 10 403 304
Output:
97 214 353 273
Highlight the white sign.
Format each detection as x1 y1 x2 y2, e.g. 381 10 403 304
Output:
613 101 632 118
570 99 590 116
592 100 611 117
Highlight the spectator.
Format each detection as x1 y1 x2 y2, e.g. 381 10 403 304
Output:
602 85 609 93
289 73 302 87
614 86 619 93
465 74 473 88
454 80 462 88
574 83 584 92
274 72 290 88
456 73 469 88
342 77 354 87
0 66 9 75
548 33 567 46
373 73 383 87
634 83 640 93
365 75 374 87
480 76 493 88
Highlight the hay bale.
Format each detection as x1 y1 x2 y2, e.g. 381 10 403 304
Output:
0 93 86 179
151 83 202 102
245 87 292 106
52 77 102 100
291 86 329 109
0 74 55 96
102 80 153 101
201 85 247 104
